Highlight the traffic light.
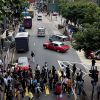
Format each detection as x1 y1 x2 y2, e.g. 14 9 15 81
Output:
89 69 99 82
94 70 99 82
89 70 94 78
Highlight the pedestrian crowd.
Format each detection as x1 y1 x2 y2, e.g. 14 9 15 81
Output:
0 59 86 100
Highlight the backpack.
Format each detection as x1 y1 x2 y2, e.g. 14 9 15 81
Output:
55 84 61 94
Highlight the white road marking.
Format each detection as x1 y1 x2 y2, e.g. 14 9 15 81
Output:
59 60 91 71
66 61 86 74
58 60 88 80
71 86 77 100
34 43 35 46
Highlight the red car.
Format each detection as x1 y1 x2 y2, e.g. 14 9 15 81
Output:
85 50 100 60
15 57 30 72
43 41 70 53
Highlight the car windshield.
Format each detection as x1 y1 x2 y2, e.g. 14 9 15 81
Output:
38 29 45 32
60 43 65 46
38 16 42 17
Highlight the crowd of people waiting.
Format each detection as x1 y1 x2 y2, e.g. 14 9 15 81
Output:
0 60 86 100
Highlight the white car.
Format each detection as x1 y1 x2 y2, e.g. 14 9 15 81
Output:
37 15 42 20
37 27 45 37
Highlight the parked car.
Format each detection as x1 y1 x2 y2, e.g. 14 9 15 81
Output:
15 57 30 72
49 34 69 43
19 25 25 32
85 50 100 60
43 41 70 53
15 32 29 52
53 12 58 16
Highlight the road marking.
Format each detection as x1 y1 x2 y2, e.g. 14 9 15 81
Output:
59 60 91 70
58 60 88 78
34 42 35 46
71 87 77 100
66 61 86 74
58 60 86 74
80 63 91 70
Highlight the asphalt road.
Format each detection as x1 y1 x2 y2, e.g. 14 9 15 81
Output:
15 11 81 69
14 10 88 100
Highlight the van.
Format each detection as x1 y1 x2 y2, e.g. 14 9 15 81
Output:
23 16 32 28
49 34 69 43
37 27 45 37
15 32 29 52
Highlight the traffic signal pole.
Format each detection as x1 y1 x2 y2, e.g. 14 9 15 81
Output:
89 65 99 100
91 85 94 100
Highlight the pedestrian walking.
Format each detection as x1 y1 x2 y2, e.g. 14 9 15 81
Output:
77 80 84 96
79 69 83 81
31 51 35 62
66 65 70 78
72 64 76 76
62 76 68 92
92 58 96 67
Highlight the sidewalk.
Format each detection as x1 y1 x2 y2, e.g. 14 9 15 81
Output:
0 24 19 69
76 51 100 71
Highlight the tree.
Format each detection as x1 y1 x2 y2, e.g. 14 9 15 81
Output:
73 23 100 51
59 1 98 25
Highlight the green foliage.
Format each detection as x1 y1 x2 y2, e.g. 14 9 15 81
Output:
0 0 28 22
59 0 100 51
73 23 100 51
59 2 98 25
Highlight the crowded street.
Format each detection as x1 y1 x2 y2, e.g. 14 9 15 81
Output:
0 1 100 100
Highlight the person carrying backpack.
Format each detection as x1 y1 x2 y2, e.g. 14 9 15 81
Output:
55 82 62 99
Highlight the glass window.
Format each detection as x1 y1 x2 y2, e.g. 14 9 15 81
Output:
60 43 65 46
53 43 58 46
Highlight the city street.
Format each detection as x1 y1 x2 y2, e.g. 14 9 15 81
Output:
13 10 92 100
15 10 81 70
0 1 100 100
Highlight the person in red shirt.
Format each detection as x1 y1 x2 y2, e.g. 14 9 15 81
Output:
55 82 62 99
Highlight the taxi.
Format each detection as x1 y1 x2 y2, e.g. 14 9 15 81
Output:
43 41 70 53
